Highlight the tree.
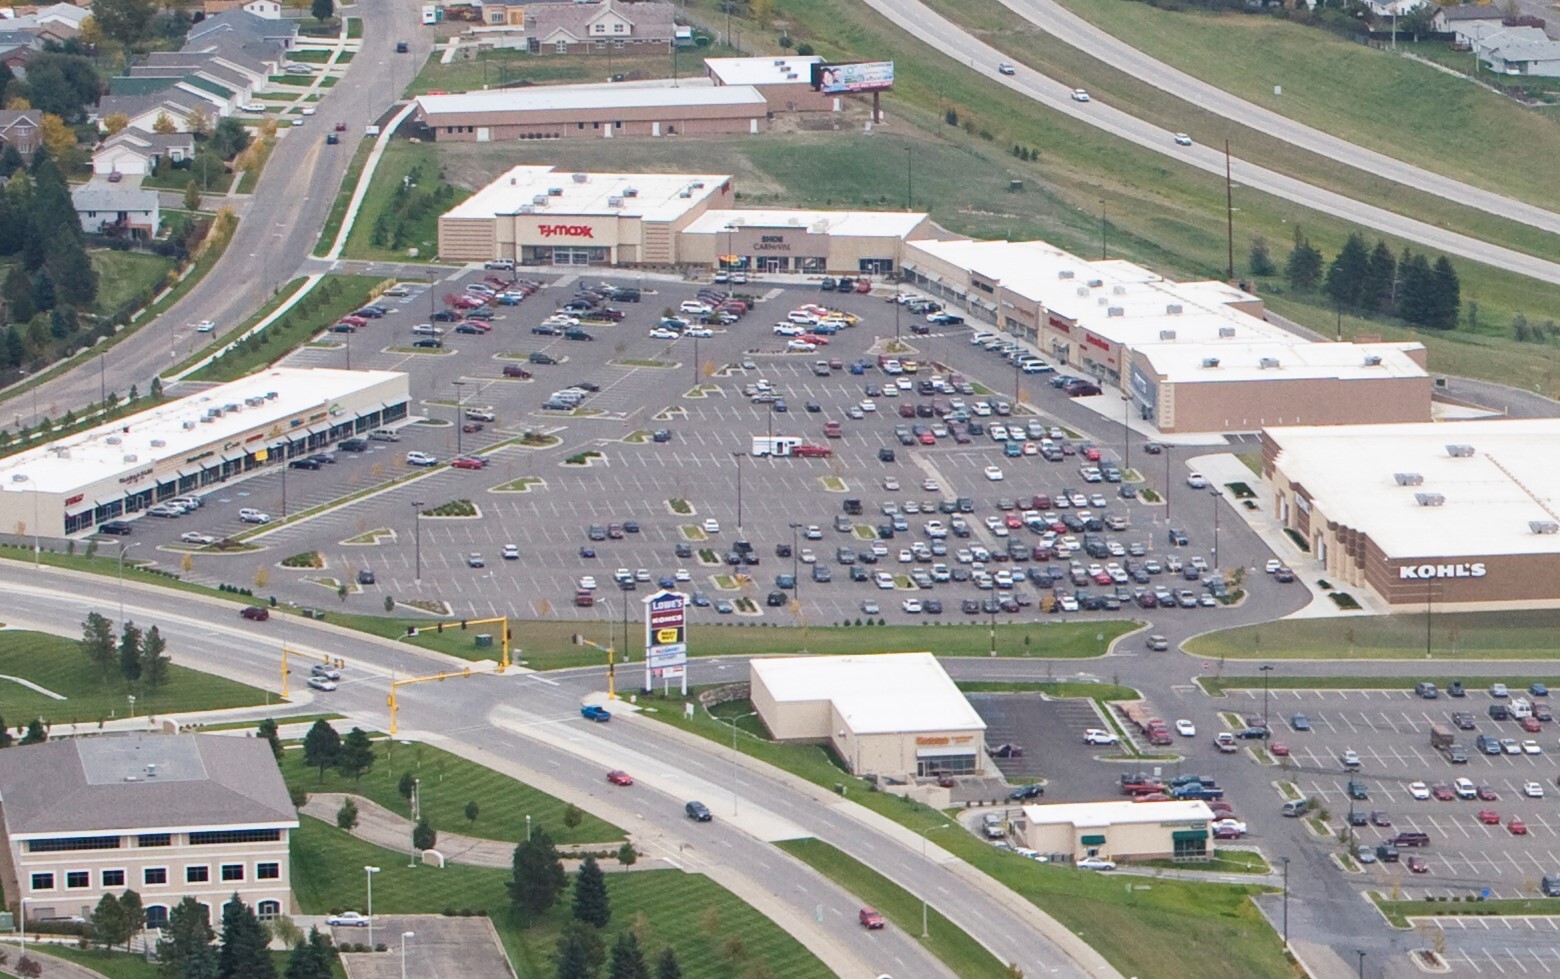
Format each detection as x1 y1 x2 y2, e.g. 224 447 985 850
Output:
140 625 170 689
184 180 202 212
23 55 101 123
1323 232 1369 311
218 894 275 979
553 927 594 979
654 949 681 979
311 0 333 22
608 931 649 979
1248 236 1274 277
93 893 133 950
397 771 415 803
335 726 374 781
1396 251 1435 327
336 798 358 831
92 0 157 45
156 896 215 977
1360 240 1397 315
1284 229 1324 293
1429 255 1461 331
183 943 220 979
118 619 143 682
508 827 568 922
4 263 35 323
119 889 145 947
19 717 45 745
302 719 340 780
412 817 436 851
186 104 211 138
209 118 251 161
464 800 479 825
153 111 177 135
39 113 76 167
282 931 331 979
572 855 610 928
564 804 584 829
256 719 281 761
103 113 130 137
81 611 117 678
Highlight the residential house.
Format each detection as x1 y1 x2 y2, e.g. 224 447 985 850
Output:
0 29 39 75
1475 24 1560 75
92 129 196 176
96 88 214 134
1433 4 1508 45
0 2 90 42
526 0 676 55
242 0 281 18
1357 0 1428 17
0 734 295 927
143 46 275 92
186 8 297 50
0 106 38 158
127 60 255 112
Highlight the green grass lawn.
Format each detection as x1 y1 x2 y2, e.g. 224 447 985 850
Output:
281 738 623 845
1186 608 1560 660
642 695 1291 979
92 250 175 318
340 140 453 262
313 136 373 256
290 48 333 63
0 630 271 725
188 274 381 383
1137 849 1271 874
291 816 832 979
777 839 1011 979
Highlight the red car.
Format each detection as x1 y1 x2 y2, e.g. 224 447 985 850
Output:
1509 817 1528 835
1477 809 1501 824
606 770 633 786
1270 742 1290 757
1407 856 1429 874
917 431 935 445
1432 784 1456 801
338 315 368 327
240 606 269 621
797 333 829 346
1004 513 1024 529
858 907 885 930
1522 717 1543 733
451 457 486 470
502 365 532 379
1476 785 1498 801
792 444 832 458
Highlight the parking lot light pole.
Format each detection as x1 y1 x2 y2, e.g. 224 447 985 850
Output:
1281 856 1290 948
363 865 380 948
789 522 801 608
1164 444 1172 520
453 380 468 456
1121 393 1132 478
731 452 745 531
400 932 414 979
1210 488 1222 570
1260 664 1275 729
410 501 424 581
920 823 951 937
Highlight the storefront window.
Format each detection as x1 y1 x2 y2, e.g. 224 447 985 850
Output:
858 258 894 274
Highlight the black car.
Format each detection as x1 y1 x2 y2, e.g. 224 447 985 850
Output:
766 591 786 607
1448 681 1466 697
924 598 943 614
455 324 486 335
356 568 376 585
878 447 895 462
564 328 594 341
395 40 409 52
532 325 562 336
431 310 463 322
675 542 693 559
961 599 980 614
1009 783 1044 801
685 800 712 822
412 338 442 348
98 520 133 536
529 352 558 365
288 457 321 470
623 520 640 534
652 429 672 443
579 546 597 559
339 438 369 452
1234 726 1270 739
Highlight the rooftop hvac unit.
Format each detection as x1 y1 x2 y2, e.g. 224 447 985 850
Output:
571 172 589 183
1113 285 1127 295
1394 472 1424 486
1217 326 1235 338
518 205 534 214
622 187 638 197
199 415 215 423
245 397 263 407
548 187 563 196
1414 493 1446 507
1107 306 1124 317
1076 286 1088 297
1259 357 1281 369
773 58 785 65
150 439 166 448
690 182 705 189
1087 278 1103 288
509 177 517 186
1168 304 1184 315
8 473 26 483
225 404 240 413
1364 354 1382 366
106 436 122 445
786 73 798 79
122 454 139 464
1201 357 1220 368
607 196 623 207
1159 330 1177 341
182 421 196 430
1058 270 1074 280
531 195 549 206
265 392 278 400
1533 521 1560 535
1446 444 1475 458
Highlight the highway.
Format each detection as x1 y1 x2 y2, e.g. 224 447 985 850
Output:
864 0 1560 286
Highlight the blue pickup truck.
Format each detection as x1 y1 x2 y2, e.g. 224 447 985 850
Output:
580 705 611 723
1171 783 1224 801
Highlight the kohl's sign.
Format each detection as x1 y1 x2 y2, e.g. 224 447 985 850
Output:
1398 562 1487 580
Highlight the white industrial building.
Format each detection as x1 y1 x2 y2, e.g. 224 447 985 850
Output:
749 653 987 779
1020 800 1215 862
0 367 409 538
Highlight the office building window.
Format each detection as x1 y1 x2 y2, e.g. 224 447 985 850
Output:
256 863 280 880
103 870 126 887
137 834 172 848
66 871 90 889
27 836 121 853
30 873 54 891
189 829 281 846
186 866 209 883
221 864 244 882
144 867 167 885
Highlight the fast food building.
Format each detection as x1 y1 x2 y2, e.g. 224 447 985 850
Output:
0 368 409 538
1263 418 1560 606
749 653 988 779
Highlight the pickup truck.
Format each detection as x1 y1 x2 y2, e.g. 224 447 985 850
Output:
1214 732 1239 753
1121 779 1166 796
1171 783 1224 801
580 705 611 722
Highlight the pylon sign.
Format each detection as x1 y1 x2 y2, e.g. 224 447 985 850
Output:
642 590 688 693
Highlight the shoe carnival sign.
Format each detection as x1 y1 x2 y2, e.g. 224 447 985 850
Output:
538 224 595 239
1398 562 1487 580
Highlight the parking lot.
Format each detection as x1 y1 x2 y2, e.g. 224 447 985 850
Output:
1222 686 1560 898
122 267 1301 627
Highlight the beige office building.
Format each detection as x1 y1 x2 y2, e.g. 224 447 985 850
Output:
749 653 987 779
0 735 296 927
1019 800 1214 862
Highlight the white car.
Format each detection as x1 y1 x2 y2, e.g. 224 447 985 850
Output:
180 532 216 545
984 466 1004 481
1175 719 1196 737
325 911 369 927
786 339 818 353
1265 559 1282 574
1083 729 1119 746
648 328 679 339
921 478 938 491
195 320 216 333
1211 818 1247 835
684 327 714 338
1070 89 1091 102
859 400 877 413
1075 856 1115 871
901 598 923 613
1526 781 1546 798
405 451 437 466
502 544 520 560
240 102 266 112
874 571 895 590
1341 749 1361 768
883 477 900 491
1408 781 1431 800
674 568 691 582
307 675 337 692
1523 739 1543 755
799 549 817 565
1186 472 1207 489
238 508 270 524
1173 132 1193 146
679 301 712 315
702 518 720 533
1502 738 1522 755
578 575 597 590
997 62 1016 75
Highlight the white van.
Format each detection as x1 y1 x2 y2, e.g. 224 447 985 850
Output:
1511 698 1533 719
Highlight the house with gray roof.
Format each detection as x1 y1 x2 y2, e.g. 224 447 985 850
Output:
1432 4 1507 43
1476 25 1560 75
186 8 297 49
93 129 196 177
0 107 39 159
97 87 215 134
526 0 675 54
73 177 161 237
0 734 295 927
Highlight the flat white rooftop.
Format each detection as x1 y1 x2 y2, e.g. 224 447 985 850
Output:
684 208 928 239
1023 799 1214 829
752 652 986 736
906 239 1124 303
415 83 766 118
0 368 405 496
1138 340 1427 383
443 164 731 223
1267 418 1560 558
704 55 822 86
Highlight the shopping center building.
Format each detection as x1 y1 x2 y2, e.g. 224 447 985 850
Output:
0 367 408 537
1264 418 1560 607
412 84 770 143
679 208 930 275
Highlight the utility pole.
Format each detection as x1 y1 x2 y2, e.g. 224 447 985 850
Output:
1225 140 1235 282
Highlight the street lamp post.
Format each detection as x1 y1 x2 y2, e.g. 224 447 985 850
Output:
731 452 744 531
919 823 951 937
453 380 468 457
401 931 415 979
363 865 380 948
1281 856 1290 948
525 814 531 841
1210 489 1222 570
1121 393 1131 479
410 501 424 581
118 541 143 629
729 709 758 815
1164 444 1172 521
788 522 801 609
1259 664 1275 729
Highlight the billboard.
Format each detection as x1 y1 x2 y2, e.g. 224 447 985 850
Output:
814 61 895 94
642 590 689 692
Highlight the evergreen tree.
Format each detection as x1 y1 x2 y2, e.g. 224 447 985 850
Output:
118 620 143 683
554 927 594 979
1284 229 1324 293
256 719 281 761
19 718 45 745
1397 252 1435 327
654 948 681 979
397 771 416 802
411 817 436 851
4 263 35 322
509 827 568 922
1360 240 1397 315
183 942 220 979
572 856 610 928
282 931 331 979
157 896 216 977
92 893 131 950
1429 255 1461 330
335 727 374 780
46 235 96 309
0 143 22 177
301 719 340 781
1323 232 1369 311
217 894 275 979
81 611 117 679
119 890 144 949
336 798 358 831
465 800 480 825
140 625 170 688
311 0 333 22
1247 236 1274 277
6 325 26 366
607 931 649 979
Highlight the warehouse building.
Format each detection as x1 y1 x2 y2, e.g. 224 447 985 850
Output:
679 208 930 275
411 84 770 143
0 367 409 538
1264 418 1560 607
749 653 987 779
0 734 296 927
1020 800 1215 862
438 164 733 264
703 55 836 112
